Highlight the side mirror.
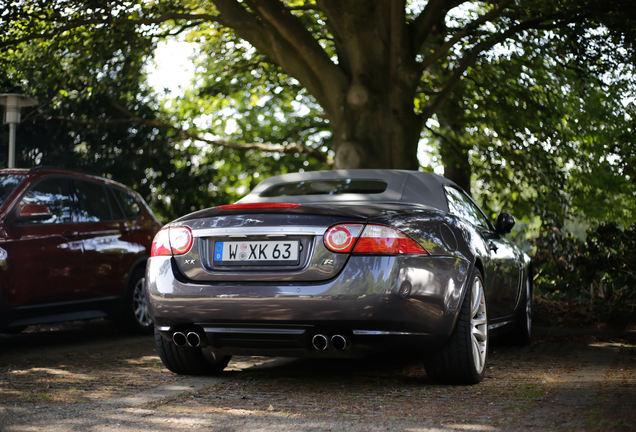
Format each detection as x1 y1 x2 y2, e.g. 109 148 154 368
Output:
495 212 515 234
14 203 54 223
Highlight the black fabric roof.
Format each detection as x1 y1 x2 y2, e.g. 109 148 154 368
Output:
238 170 458 212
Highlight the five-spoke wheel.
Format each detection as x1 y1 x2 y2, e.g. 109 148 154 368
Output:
424 267 488 384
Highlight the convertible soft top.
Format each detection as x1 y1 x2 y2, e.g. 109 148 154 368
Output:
238 169 457 212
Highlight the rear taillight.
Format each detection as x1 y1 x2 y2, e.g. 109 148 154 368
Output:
216 203 301 210
324 224 364 252
353 225 428 254
151 226 193 257
323 223 428 255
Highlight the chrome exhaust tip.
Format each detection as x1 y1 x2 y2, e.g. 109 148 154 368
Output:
312 334 329 351
172 332 187 346
331 334 351 351
186 332 201 348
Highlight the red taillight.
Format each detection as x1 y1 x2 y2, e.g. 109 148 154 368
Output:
151 226 193 257
216 203 301 210
353 225 428 254
324 224 364 252
323 223 427 255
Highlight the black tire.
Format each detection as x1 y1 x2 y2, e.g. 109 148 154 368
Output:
424 268 488 385
123 267 153 334
0 326 28 334
154 327 231 375
510 273 532 346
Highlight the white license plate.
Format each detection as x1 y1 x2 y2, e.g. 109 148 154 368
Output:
213 240 300 265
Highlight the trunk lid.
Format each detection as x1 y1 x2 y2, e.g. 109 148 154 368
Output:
170 204 370 283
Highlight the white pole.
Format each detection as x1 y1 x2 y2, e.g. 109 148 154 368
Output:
0 94 39 168
8 122 16 168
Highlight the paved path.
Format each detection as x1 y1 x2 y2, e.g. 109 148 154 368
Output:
0 321 634 431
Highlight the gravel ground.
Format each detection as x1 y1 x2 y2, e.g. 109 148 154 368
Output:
0 320 635 431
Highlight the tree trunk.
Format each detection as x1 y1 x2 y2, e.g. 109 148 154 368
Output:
439 140 472 195
330 86 423 170
319 0 423 170
214 0 464 172
437 93 472 195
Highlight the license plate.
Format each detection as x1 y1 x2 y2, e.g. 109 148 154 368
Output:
213 240 300 265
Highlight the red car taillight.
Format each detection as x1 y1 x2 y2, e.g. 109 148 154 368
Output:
323 223 428 255
151 226 194 257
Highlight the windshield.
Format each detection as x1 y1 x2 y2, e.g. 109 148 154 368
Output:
0 174 25 206
260 179 388 197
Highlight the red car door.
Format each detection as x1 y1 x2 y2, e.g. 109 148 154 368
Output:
1 177 84 308
73 180 137 299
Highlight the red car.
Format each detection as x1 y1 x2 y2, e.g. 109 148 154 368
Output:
0 167 161 333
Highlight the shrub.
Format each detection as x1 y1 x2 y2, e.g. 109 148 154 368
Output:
531 223 636 327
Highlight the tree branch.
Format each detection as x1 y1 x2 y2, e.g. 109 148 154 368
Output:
236 0 346 117
49 109 332 165
409 0 467 53
0 12 228 49
285 4 323 12
420 13 590 121
418 0 514 71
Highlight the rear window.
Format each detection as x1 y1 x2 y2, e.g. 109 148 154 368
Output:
75 180 112 222
111 188 141 218
260 179 388 197
0 174 25 206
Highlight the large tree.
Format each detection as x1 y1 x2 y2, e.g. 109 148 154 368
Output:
2 0 635 224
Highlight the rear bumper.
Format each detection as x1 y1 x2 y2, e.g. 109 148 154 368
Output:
146 254 471 356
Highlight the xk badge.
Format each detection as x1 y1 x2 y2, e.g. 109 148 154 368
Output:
184 259 196 265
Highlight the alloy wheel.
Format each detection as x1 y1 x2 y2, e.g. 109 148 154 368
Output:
132 277 151 327
470 276 488 374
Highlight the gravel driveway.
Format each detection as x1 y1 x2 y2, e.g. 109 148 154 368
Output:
1 320 634 431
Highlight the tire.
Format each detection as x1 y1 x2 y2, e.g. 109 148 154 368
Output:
123 267 153 334
510 273 532 346
424 268 488 385
154 327 231 375
0 326 27 334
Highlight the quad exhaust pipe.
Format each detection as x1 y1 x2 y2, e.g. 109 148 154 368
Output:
331 334 351 351
311 334 351 351
312 334 329 351
172 331 204 348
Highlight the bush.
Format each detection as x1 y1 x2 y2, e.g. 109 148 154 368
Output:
531 223 636 328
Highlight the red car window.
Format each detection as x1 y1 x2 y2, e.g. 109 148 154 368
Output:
75 180 112 222
18 178 73 225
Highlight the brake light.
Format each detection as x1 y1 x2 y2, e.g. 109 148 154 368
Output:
324 224 364 252
216 203 301 210
353 225 428 254
151 226 194 257
323 223 427 255
170 226 194 255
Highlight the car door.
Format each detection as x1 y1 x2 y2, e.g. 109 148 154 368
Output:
444 186 520 319
73 179 134 299
1 176 84 308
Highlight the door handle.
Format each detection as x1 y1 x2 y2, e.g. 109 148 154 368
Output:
61 230 78 240
488 241 498 252
121 225 133 235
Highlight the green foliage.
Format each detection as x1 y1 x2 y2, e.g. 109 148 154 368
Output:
429 28 636 227
1 0 635 230
532 223 636 326
1 1 331 222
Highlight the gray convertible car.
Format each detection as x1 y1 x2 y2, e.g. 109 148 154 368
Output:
146 170 532 384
